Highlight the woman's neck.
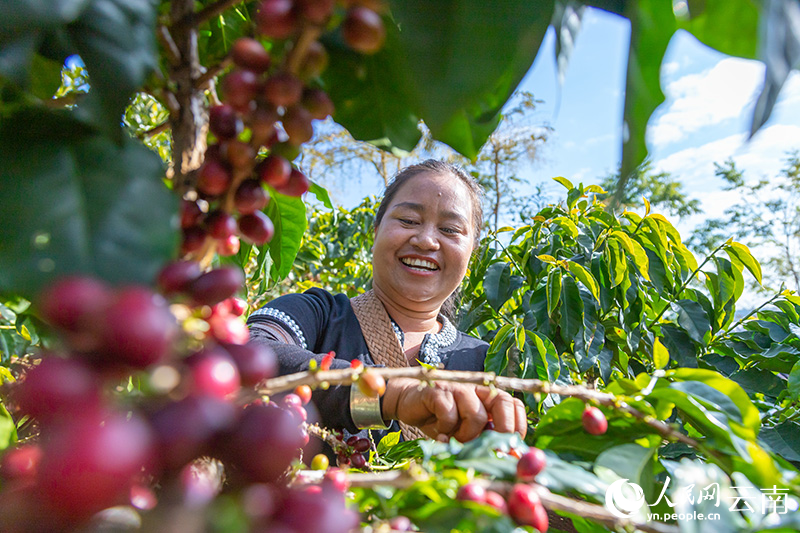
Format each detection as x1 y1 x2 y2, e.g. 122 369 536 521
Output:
372 286 441 335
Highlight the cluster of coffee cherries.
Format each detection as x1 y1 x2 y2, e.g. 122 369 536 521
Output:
456 447 549 532
181 0 387 259
0 267 354 532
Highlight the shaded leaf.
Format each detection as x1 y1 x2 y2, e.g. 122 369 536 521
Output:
264 193 308 281
672 299 711 345
484 262 512 311
546 268 562 317
759 421 800 463
0 402 16 451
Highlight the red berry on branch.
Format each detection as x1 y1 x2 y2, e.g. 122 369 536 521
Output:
209 104 242 140
275 168 310 196
223 342 277 386
0 444 42 482
345 435 359 447
234 179 269 214
298 0 335 24
223 69 261 112
100 288 178 368
224 140 256 170
197 157 232 196
238 211 275 245
352 438 370 453
228 297 248 316
530 500 549 532
157 260 202 296
258 154 292 187
485 490 508 513
207 313 250 344
456 483 487 503
507 483 544 528
256 0 298 40
516 447 547 481
282 105 314 145
342 6 386 55
205 210 238 240
357 369 386 398
218 235 241 256
180 199 203 228
349 452 367 470
231 37 271 73
294 384 312 404
188 267 245 307
264 72 303 108
302 88 334 120
36 276 112 335
186 348 242 399
581 405 608 435
322 467 348 492
181 226 207 255
320 351 335 370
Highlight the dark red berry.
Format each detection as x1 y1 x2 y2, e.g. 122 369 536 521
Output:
100 288 178 368
264 72 303 108
228 297 248 316
302 88 334 120
250 107 279 147
582 405 608 435
256 0 298 40
238 211 275 244
349 452 367 469
342 7 385 54
273 486 360 533
231 37 271 73
181 226 207 254
224 140 256 170
186 348 242 399
218 235 241 256
517 448 547 481
345 435 359 447
352 438 370 453
197 158 232 196
209 104 242 140
37 276 111 334
298 0 335 24
205 210 238 240
275 168 310 196
234 179 269 214
223 69 261 112
188 267 245 307
257 155 291 187
322 467 348 492
38 411 156 522
282 105 314 145
157 260 203 295
180 199 203 228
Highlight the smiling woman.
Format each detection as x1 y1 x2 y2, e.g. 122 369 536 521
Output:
247 160 527 453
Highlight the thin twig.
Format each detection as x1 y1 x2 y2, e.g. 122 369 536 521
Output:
140 121 170 138
196 58 231 89
157 25 181 66
247 367 701 449
285 25 323 76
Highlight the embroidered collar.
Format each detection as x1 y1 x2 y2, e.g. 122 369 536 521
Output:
390 316 458 366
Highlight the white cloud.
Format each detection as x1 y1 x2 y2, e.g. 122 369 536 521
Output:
648 58 767 148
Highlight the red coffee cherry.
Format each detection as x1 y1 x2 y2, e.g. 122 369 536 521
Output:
485 490 508 513
349 452 367 470
352 438 371 453
157 260 202 296
456 483 487 503
205 210 238 240
180 199 203 228
238 211 275 244
581 405 608 435
38 410 156 522
223 341 277 387
322 467 348 492
256 0 298 40
282 105 314 145
298 0 335 24
207 313 250 345
516 447 547 481
342 6 385 54
197 157 232 196
231 37 271 73
275 168 310 196
357 369 385 398
186 348 242 399
302 88 334 120
234 179 269 215
0 444 42 482
264 72 303 108
223 69 261 112
181 226 208 255
209 104 242 140
507 483 544 529
218 235 241 256
37 276 111 334
294 384 312 405
257 154 291 187
188 267 245 307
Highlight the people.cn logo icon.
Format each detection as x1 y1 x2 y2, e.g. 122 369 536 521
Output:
605 478 646 518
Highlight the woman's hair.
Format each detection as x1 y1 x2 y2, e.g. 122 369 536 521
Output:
374 159 484 247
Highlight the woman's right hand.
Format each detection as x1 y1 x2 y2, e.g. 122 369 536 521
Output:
381 377 527 442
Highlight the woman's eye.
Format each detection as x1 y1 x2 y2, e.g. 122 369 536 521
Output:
441 227 459 235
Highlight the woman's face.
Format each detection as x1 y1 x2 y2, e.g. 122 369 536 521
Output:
372 171 476 313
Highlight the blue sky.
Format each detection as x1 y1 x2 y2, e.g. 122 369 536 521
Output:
328 7 800 242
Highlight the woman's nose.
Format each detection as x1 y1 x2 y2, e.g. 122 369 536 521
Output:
410 224 439 249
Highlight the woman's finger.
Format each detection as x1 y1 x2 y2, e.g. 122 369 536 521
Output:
476 387 516 434
513 397 528 437
449 385 488 442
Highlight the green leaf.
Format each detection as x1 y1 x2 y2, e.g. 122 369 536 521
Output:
653 337 669 369
485 324 513 376
552 176 574 190
759 421 800 463
677 0 758 59
484 262 512 311
567 260 599 302
593 443 655 497
546 268 562 317
527 330 560 382
619 232 651 281
0 108 177 298
29 53 64 99
559 276 582 342
619 0 675 185
264 193 308 282
725 241 762 285
308 181 333 210
376 430 402 455
672 299 711 345
0 401 17 452
789 360 800 402
68 0 158 137
552 216 579 239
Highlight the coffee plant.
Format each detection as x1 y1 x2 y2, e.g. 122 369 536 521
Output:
1 0 799 532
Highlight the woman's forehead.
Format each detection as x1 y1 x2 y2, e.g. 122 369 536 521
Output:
390 171 472 205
